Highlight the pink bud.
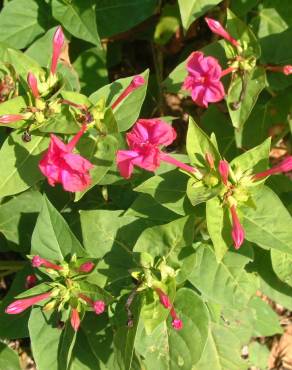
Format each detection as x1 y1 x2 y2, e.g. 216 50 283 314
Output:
93 300 105 315
205 153 214 169
218 160 229 185
155 288 172 309
79 261 95 273
0 114 25 124
70 308 80 331
5 292 51 314
32 255 63 271
25 274 37 289
205 17 239 47
172 318 183 330
111 75 145 110
230 205 245 249
283 65 292 75
51 26 65 75
253 156 292 180
27 72 39 98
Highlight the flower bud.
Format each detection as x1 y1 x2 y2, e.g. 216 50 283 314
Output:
205 17 239 47
93 300 105 315
218 160 229 185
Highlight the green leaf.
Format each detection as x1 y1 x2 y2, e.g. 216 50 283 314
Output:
134 170 193 216
0 96 28 129
31 195 85 261
248 342 270 370
242 186 292 255
0 0 49 49
96 0 158 38
75 134 118 201
193 322 247 370
90 70 149 132
154 4 180 45
206 197 232 260
178 0 222 31
187 177 221 207
29 309 76 370
134 216 195 267
0 190 42 251
271 249 292 286
226 67 267 131
186 117 220 167
188 243 257 308
0 132 49 198
52 0 101 48
0 342 21 370
136 288 209 369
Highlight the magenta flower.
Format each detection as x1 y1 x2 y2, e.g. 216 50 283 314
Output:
39 125 94 192
50 26 65 75
170 307 183 331
155 288 172 309
32 255 63 271
266 65 292 75
183 52 225 108
111 75 145 110
205 17 239 47
27 72 40 98
79 261 95 273
5 292 51 314
0 114 25 124
117 118 196 178
25 274 37 289
283 65 292 75
218 160 229 185
70 308 80 331
230 205 245 249
253 156 292 180
93 300 105 315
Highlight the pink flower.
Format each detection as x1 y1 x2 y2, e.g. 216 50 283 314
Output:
253 156 292 180
266 65 292 75
183 52 225 108
25 274 37 289
218 160 229 185
32 255 62 271
93 300 105 315
117 119 196 178
111 75 145 110
39 125 94 192
79 261 95 273
170 307 183 331
283 65 292 75
205 17 239 47
0 114 25 124
70 308 80 331
5 292 51 314
155 288 172 309
27 72 39 98
51 26 65 75
230 205 245 249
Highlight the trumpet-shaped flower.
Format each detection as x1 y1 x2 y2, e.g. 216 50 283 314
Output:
111 75 145 110
230 205 245 249
51 26 65 75
205 17 239 47
183 52 225 108
253 156 292 180
5 292 51 314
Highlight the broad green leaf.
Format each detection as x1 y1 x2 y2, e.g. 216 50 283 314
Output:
29 309 76 370
178 0 221 31
230 137 271 174
242 186 292 255
188 244 257 308
52 0 101 48
0 96 28 129
271 249 292 286
15 282 51 299
186 117 220 167
154 4 180 45
187 177 221 207
134 216 195 267
206 197 232 260
230 0 258 16
96 0 158 38
75 134 118 201
248 342 270 370
0 132 49 198
193 323 247 370
226 67 266 131
0 0 49 49
0 342 21 370
90 70 149 132
136 288 209 369
31 195 85 261
134 170 193 216
0 190 42 251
